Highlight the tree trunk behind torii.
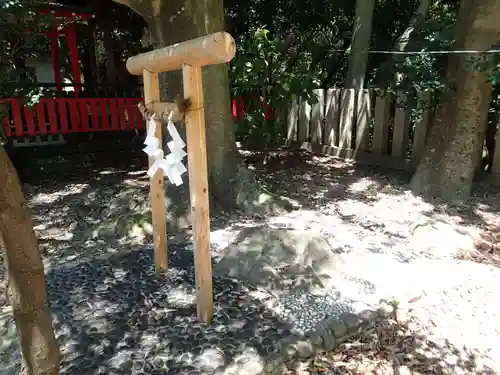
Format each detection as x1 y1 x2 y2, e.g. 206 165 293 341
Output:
410 0 500 201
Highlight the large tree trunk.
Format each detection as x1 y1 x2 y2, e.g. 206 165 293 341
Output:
113 0 288 227
341 0 374 150
344 0 375 89
150 0 247 207
410 0 500 202
0 146 60 375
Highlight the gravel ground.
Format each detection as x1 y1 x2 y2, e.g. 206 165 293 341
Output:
1 150 500 374
1 247 291 375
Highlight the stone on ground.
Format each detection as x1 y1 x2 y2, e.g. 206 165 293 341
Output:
213 226 345 295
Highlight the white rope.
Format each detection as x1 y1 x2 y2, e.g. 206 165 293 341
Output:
334 49 500 55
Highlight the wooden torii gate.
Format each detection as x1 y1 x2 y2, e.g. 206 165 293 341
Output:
126 32 236 323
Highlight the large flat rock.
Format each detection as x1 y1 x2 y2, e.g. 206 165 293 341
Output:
213 226 346 295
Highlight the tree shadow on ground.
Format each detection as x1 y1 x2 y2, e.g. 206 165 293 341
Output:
15 146 500 272
14 149 241 271
248 149 412 212
249 149 500 266
8 147 500 374
46 245 294 375
9 149 389 375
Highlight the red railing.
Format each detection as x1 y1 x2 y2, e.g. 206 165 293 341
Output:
1 96 275 137
231 95 274 122
2 98 143 137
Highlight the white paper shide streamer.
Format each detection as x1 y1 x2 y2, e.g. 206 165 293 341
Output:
143 115 187 186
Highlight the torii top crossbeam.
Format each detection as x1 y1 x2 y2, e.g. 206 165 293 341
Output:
126 32 236 74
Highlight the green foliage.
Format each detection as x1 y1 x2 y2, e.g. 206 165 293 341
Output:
371 1 457 87
230 27 324 147
487 52 500 86
0 0 56 143
0 0 53 93
92 3 148 79
369 2 457 122
226 0 458 146
225 0 355 147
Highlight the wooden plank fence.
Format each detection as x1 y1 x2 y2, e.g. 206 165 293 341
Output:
285 88 500 178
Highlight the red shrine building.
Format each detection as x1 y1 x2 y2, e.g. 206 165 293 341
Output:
1 4 144 148
0 3 273 149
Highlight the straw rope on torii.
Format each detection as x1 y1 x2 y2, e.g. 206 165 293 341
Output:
137 96 192 124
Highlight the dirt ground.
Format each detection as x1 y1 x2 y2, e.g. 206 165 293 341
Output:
254 151 500 375
2 149 500 374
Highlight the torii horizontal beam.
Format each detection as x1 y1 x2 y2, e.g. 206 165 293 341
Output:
126 31 236 75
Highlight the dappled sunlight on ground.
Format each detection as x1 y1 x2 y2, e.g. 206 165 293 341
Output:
15 150 499 274
1 149 500 374
244 150 500 374
249 151 499 263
